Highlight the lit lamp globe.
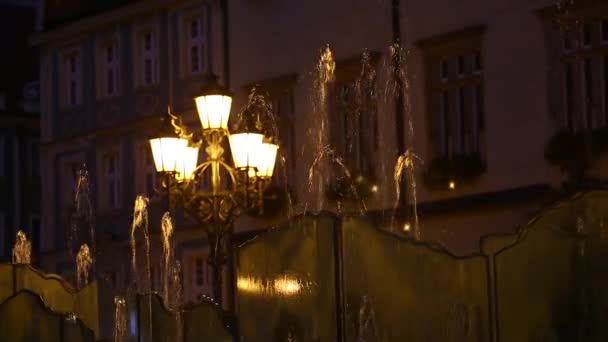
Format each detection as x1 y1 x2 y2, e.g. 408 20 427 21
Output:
249 142 279 178
194 75 233 130
229 133 265 170
149 112 190 174
175 145 200 182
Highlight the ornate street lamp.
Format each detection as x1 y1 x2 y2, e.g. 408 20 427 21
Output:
149 75 278 302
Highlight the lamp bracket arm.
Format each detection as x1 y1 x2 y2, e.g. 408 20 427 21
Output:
167 106 194 141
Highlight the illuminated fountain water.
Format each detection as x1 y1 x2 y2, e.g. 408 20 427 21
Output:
236 87 295 218
113 296 127 342
76 243 92 289
170 261 183 342
160 212 183 341
12 230 31 264
160 212 174 306
385 43 420 238
307 46 371 215
393 151 420 239
130 195 151 294
307 46 335 214
130 195 152 340
70 165 96 260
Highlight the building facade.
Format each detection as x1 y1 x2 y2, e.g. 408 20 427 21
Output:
0 4 40 263
32 0 608 306
32 0 227 302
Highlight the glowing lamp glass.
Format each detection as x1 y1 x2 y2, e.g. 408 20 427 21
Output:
228 133 264 169
249 143 278 178
195 95 232 130
176 145 200 181
149 137 189 173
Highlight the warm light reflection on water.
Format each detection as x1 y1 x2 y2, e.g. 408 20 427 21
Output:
237 276 265 294
238 274 310 297
273 275 303 296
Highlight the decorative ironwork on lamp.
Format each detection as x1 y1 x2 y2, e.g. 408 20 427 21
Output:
148 74 278 302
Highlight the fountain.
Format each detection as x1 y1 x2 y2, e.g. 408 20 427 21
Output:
129 195 153 341
171 261 183 342
113 296 127 342
4 5 608 338
71 165 96 259
12 230 31 264
130 195 151 294
386 43 420 239
307 46 372 215
160 212 174 306
244 86 295 218
393 150 420 239
307 45 335 214
76 243 92 289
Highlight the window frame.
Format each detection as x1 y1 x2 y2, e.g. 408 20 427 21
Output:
61 48 83 108
417 25 486 161
180 8 208 77
28 139 40 179
28 214 40 254
99 148 122 211
602 19 608 45
0 137 4 178
329 55 380 178
59 154 85 208
133 20 160 88
0 212 4 257
581 22 592 48
97 37 121 99
134 140 157 198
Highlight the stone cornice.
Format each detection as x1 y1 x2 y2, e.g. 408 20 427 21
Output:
29 0 179 47
415 25 487 51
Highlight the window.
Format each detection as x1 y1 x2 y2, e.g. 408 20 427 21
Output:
419 26 485 160
101 152 121 210
603 56 608 122
29 215 40 254
185 14 205 74
100 41 120 97
582 58 595 129
457 55 465 77
329 58 378 179
0 213 4 257
184 252 210 301
272 88 296 187
195 257 204 286
135 141 156 196
581 23 592 48
437 55 482 157
63 51 82 107
473 51 482 74
29 140 39 178
555 18 608 131
563 35 572 51
136 30 159 87
440 59 449 81
0 137 4 177
60 157 83 207
564 62 575 129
